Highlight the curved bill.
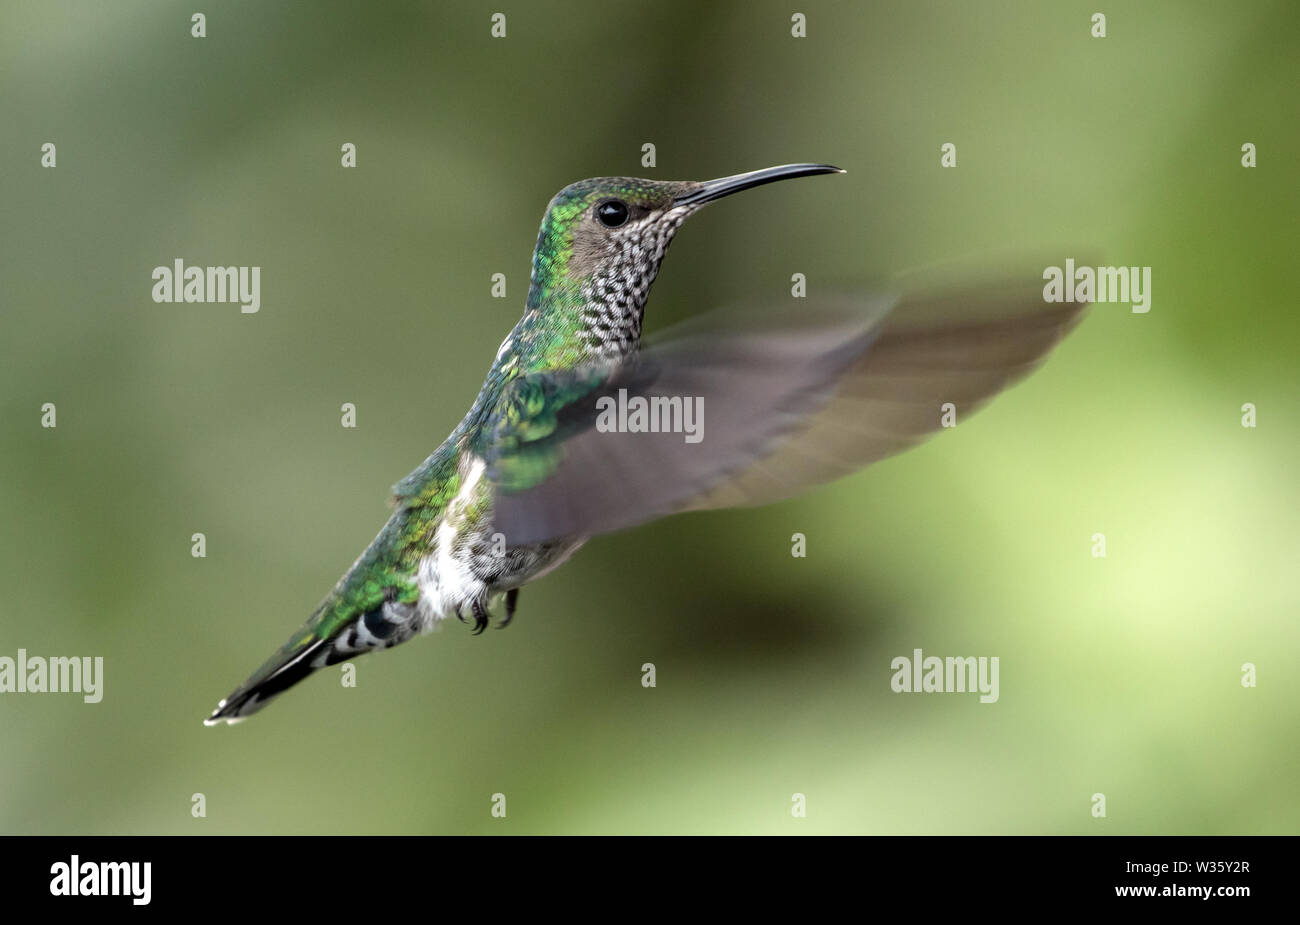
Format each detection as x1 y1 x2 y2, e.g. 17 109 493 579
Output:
673 163 845 207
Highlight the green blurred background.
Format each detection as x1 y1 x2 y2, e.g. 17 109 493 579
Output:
2 0 1296 834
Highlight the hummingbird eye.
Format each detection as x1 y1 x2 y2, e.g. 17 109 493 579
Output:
595 199 630 228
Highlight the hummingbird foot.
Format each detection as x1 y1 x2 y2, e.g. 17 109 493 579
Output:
497 588 520 629
470 600 489 635
457 590 520 633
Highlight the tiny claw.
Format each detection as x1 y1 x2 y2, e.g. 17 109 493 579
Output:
471 601 489 636
497 588 520 629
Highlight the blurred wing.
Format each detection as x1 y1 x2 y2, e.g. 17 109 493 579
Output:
486 280 1084 545
683 278 1086 511
484 294 896 544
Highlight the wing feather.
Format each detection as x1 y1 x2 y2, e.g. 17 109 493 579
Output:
486 279 1085 544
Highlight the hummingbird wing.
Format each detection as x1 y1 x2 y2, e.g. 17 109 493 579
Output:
680 278 1086 512
483 278 1084 546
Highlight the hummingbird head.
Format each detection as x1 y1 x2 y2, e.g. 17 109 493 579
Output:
525 163 844 357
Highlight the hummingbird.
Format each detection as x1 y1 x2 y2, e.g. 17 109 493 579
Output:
205 163 1083 724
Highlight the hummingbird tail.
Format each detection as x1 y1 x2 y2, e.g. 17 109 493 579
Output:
204 595 423 725
204 634 337 725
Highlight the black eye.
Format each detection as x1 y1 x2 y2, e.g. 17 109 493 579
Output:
596 200 630 227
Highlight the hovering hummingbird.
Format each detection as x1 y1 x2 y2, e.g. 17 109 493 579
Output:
205 163 1083 724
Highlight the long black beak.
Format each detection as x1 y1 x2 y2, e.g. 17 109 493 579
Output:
673 163 844 207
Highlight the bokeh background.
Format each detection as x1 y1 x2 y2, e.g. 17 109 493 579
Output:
2 0 1296 834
